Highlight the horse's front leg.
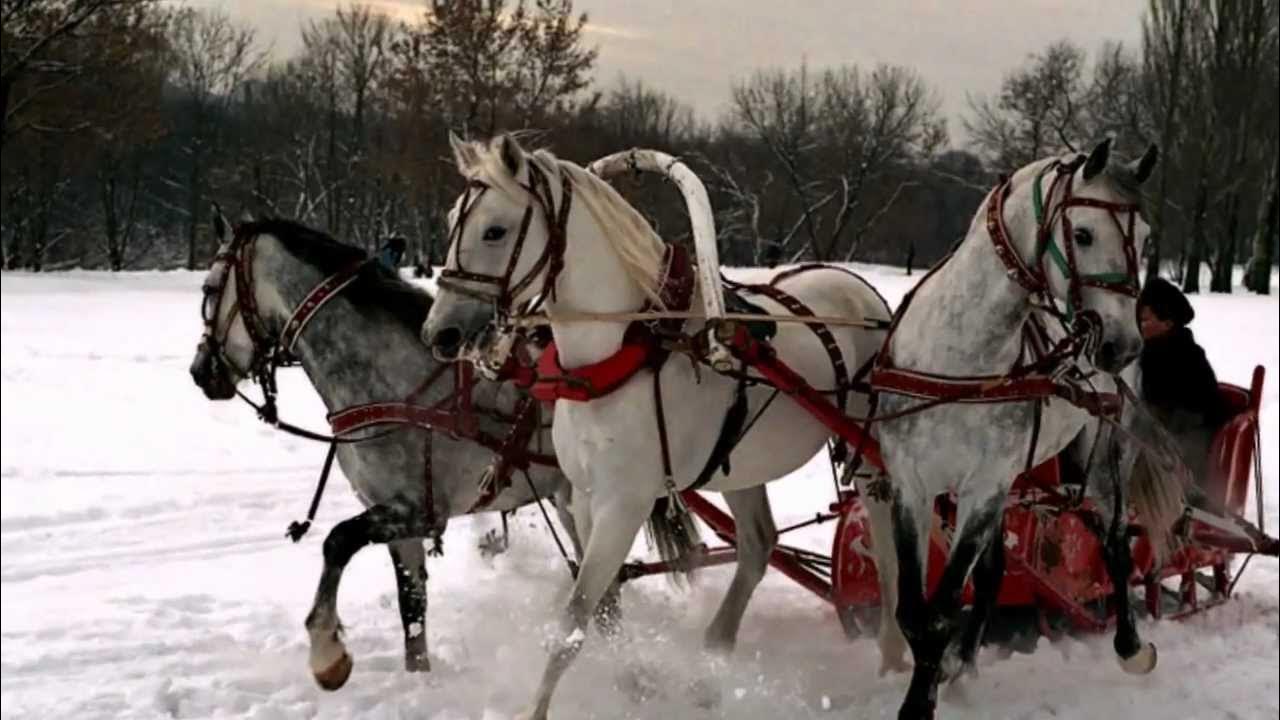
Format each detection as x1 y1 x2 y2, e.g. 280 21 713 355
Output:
856 471 910 675
305 498 431 690
897 494 1003 720
388 539 430 672
526 488 653 720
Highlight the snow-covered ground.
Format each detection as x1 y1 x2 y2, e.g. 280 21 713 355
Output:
2 266 1276 720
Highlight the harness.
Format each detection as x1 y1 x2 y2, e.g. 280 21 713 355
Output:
868 156 1141 469
198 224 557 548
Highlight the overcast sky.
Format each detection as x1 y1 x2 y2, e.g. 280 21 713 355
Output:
199 0 1145 135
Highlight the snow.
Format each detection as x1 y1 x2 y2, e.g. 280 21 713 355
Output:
2 267 1277 719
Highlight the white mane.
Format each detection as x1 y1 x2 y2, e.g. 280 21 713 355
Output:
458 137 668 305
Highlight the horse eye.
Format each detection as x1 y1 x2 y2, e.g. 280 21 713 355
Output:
482 225 507 242
1073 227 1094 247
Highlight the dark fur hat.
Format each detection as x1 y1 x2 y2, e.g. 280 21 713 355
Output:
1139 276 1195 326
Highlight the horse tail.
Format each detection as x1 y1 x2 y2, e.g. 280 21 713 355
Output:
1130 453 1187 566
646 496 702 586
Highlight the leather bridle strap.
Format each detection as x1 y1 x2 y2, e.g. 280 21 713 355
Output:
280 260 366 353
438 162 574 317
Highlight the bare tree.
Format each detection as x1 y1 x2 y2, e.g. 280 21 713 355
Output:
731 61 944 262
1140 0 1191 283
1244 153 1278 294
966 41 1087 170
167 7 264 268
511 0 596 126
1 0 160 145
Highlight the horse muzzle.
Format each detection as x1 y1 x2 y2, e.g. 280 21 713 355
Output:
190 342 238 400
422 300 494 362
1096 337 1141 374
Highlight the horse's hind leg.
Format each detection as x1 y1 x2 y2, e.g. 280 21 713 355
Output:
305 499 429 690
857 472 910 674
704 486 777 652
1099 482 1157 674
388 539 430 672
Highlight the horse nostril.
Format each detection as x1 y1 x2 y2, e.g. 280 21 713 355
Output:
1100 341 1115 360
433 327 463 359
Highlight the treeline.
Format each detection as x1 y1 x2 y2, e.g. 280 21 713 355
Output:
1 0 1276 295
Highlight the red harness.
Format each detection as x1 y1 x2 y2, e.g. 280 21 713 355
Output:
508 243 697 404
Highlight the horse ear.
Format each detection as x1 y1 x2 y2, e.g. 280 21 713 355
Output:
449 131 478 171
1129 143 1159 185
211 202 227 243
497 133 525 177
1082 137 1113 182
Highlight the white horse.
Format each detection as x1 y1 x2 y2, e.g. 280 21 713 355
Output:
422 134 894 719
871 139 1186 719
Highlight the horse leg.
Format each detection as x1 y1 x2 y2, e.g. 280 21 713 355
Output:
704 486 777 652
556 482 623 639
526 489 653 720
890 492 935 719
388 539 430 672
305 499 430 690
857 472 910 674
946 510 1005 681
1101 492 1157 674
898 495 1003 720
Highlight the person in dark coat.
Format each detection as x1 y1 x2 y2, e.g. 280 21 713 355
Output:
1136 277 1228 495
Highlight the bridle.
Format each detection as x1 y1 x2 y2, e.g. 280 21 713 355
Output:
198 225 365 424
988 155 1142 324
870 155 1146 426
436 159 574 320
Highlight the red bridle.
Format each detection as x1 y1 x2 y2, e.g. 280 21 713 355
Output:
198 226 364 380
987 156 1142 322
436 161 574 318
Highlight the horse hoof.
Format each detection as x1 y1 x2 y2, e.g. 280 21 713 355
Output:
1118 642 1157 675
313 652 354 690
405 652 431 673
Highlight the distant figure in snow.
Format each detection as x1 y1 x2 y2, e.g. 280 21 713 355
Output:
413 255 433 279
1136 277 1228 496
376 236 407 272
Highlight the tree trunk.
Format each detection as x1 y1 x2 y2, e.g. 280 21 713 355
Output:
1146 0 1189 285
1183 181 1209 293
1210 193 1240 292
186 151 202 270
102 173 123 271
1245 156 1278 294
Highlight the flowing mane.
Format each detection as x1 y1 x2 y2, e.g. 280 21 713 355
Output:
458 138 669 305
239 218 433 332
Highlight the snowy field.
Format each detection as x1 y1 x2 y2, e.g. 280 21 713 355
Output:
2 266 1277 720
